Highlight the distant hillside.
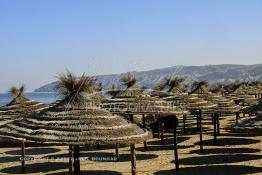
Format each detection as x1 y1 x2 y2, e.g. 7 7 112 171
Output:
34 64 262 92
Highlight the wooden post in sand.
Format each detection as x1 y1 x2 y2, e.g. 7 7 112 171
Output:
130 114 134 123
142 114 148 150
130 144 136 175
173 116 179 170
196 113 200 131
213 113 217 145
158 116 161 139
199 109 203 153
217 113 220 135
183 114 186 134
160 116 164 145
115 144 120 161
73 146 80 175
236 112 240 125
21 140 25 173
69 145 73 174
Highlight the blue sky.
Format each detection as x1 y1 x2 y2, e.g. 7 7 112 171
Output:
0 0 262 92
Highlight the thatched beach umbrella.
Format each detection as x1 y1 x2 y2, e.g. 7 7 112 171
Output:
198 93 241 144
242 99 262 116
103 95 186 170
203 94 240 114
231 114 262 135
164 93 217 152
102 73 187 170
0 86 48 119
230 93 257 106
0 71 151 175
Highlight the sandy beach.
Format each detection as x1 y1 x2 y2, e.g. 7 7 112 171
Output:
0 114 261 175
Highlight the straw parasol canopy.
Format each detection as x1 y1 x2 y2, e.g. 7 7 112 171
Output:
198 93 240 114
164 93 217 113
230 93 257 105
103 94 187 116
0 71 151 175
103 74 186 170
231 114 262 135
209 83 226 95
242 99 262 115
0 71 151 145
224 81 246 94
0 86 48 119
113 73 145 98
0 105 151 145
103 74 187 116
107 84 121 98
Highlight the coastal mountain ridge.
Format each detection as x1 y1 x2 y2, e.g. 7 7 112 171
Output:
34 64 262 92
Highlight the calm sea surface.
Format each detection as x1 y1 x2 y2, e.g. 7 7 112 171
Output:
0 92 61 106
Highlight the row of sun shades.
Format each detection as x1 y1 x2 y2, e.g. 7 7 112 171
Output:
0 86 261 174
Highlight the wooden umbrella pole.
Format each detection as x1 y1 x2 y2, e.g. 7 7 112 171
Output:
160 116 164 145
130 144 136 175
130 114 134 123
173 116 179 170
199 109 203 153
69 145 73 175
196 113 200 131
213 113 217 145
157 116 161 139
183 114 186 134
235 112 240 125
21 140 25 173
73 145 80 175
142 114 148 150
217 113 220 135
115 144 120 161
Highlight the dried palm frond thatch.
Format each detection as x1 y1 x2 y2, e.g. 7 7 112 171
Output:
231 114 262 135
156 76 187 94
0 85 48 119
191 80 209 94
209 83 225 94
200 93 240 114
0 107 151 145
9 85 25 98
55 70 95 106
224 81 246 94
107 85 121 97
164 93 217 113
0 71 151 145
120 73 137 89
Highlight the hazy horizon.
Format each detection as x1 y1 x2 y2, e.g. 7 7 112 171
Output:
1 0 262 92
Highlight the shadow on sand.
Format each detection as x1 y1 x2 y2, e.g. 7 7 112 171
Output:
0 162 67 174
194 137 260 146
154 165 262 175
178 154 262 165
4 147 61 155
47 170 122 175
189 147 261 154
136 136 192 152
0 156 21 163
148 136 191 146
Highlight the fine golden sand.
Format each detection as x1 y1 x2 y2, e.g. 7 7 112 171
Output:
0 115 261 175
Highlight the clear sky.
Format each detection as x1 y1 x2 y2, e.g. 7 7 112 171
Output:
0 0 262 92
